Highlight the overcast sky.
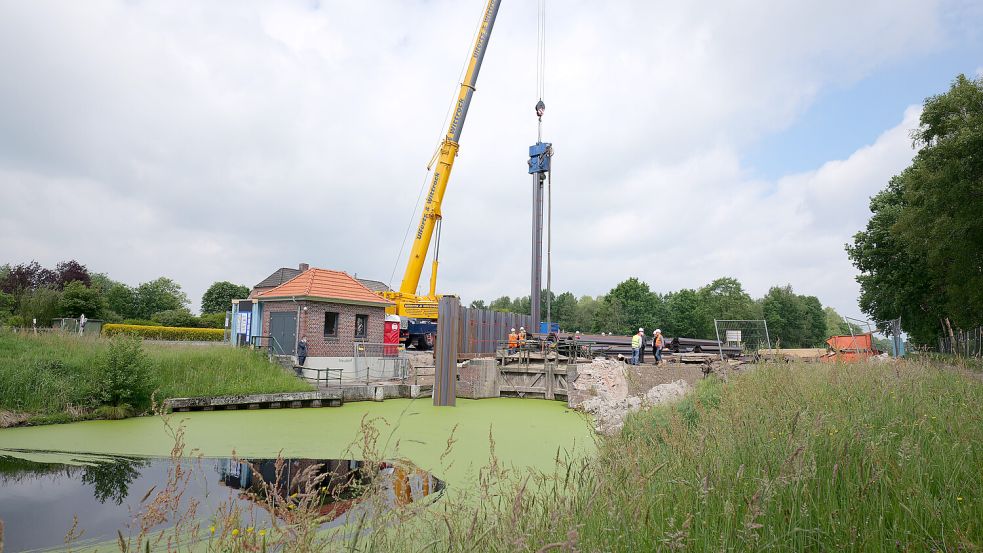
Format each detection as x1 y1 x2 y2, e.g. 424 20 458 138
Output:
1 0 981 317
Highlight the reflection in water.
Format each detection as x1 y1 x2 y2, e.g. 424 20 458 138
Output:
0 451 444 552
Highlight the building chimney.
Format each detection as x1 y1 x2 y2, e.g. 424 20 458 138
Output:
299 263 310 272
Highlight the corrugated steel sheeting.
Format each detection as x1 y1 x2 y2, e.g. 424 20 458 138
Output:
456 307 534 355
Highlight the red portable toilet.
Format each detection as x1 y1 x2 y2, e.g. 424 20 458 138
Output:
384 315 401 356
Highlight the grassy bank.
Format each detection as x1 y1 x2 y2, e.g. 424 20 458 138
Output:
0 331 311 425
365 359 983 551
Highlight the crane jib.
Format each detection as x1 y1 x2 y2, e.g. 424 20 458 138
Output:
396 0 502 299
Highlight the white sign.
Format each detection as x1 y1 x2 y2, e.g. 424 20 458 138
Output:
237 312 251 335
725 330 742 343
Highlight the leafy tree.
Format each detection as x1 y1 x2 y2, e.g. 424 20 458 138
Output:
105 283 138 320
469 299 487 309
16 287 61 327
849 75 983 344
572 295 599 333
489 296 512 312
800 295 827 346
761 285 826 348
0 261 56 293
134 277 188 319
0 290 14 321
824 307 851 336
200 281 249 314
601 278 661 335
695 277 759 338
510 296 531 316
59 281 105 318
664 289 701 338
552 292 578 331
55 260 91 288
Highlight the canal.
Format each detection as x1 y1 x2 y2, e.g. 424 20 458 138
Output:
0 398 593 551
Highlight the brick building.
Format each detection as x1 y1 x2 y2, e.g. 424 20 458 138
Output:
254 268 393 370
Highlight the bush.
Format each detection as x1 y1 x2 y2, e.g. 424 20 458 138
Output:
198 312 227 329
122 319 162 327
103 324 225 341
151 308 197 327
96 336 148 407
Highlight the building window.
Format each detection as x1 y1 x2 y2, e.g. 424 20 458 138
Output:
354 314 368 339
324 312 339 338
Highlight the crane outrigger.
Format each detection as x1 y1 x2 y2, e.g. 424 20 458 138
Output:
381 0 502 349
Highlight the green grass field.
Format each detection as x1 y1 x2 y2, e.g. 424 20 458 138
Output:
0 331 311 424
367 358 983 552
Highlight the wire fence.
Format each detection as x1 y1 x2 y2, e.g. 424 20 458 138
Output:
938 326 983 357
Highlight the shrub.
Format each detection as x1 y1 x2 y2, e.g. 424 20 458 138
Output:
122 319 162 327
103 324 225 341
151 308 197 327
95 335 148 407
198 312 227 329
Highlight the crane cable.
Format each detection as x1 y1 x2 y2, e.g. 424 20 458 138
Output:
538 0 553 330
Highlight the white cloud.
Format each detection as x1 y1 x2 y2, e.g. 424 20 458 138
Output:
0 0 950 317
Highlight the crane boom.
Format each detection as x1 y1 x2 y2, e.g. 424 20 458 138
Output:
385 0 502 322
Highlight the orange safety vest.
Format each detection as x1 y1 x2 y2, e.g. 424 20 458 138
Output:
508 333 518 348
518 331 527 343
655 335 663 347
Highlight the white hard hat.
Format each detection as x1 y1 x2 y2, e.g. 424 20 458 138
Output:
520 326 525 330
511 328 515 332
639 328 644 332
655 329 661 333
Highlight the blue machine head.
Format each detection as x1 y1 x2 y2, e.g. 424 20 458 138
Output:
528 141 552 174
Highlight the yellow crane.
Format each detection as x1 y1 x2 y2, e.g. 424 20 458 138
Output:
381 0 502 348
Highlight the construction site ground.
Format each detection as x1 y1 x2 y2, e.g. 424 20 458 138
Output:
623 360 743 396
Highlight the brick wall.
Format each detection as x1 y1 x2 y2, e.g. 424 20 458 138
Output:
261 300 386 357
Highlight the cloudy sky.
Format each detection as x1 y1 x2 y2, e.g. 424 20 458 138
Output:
1 0 981 317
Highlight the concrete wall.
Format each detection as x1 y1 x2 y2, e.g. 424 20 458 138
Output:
299 356 406 383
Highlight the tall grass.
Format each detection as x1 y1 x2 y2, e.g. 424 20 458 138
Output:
0 331 311 421
366 359 983 551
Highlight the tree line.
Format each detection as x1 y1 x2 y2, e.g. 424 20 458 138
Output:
470 276 860 349
0 260 249 329
847 74 982 346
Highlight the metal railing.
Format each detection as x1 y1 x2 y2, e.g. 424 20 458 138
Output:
353 342 409 384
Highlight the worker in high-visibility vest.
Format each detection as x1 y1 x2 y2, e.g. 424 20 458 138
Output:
631 328 643 365
653 329 664 366
508 328 518 354
518 327 527 347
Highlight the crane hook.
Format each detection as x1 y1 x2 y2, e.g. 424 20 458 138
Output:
535 99 545 119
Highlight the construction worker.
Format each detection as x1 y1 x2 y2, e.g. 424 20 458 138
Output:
631 328 644 365
518 326 527 346
508 328 518 354
653 329 664 366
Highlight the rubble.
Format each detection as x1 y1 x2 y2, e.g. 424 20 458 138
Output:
569 358 690 435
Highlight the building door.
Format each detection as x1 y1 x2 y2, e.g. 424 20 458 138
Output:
269 311 297 355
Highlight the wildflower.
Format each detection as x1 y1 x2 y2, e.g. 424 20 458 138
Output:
259 530 267 537
232 529 240 537
247 527 254 533
288 504 296 510
209 525 216 535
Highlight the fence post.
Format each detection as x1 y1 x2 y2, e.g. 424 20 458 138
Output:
435 296 460 406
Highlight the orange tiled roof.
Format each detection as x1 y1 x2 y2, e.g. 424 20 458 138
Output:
255 268 393 306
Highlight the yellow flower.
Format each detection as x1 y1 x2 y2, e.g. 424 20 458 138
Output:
259 530 267 537
232 529 240 537
288 503 296 509
247 527 254 533
209 525 216 535
957 497 963 501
